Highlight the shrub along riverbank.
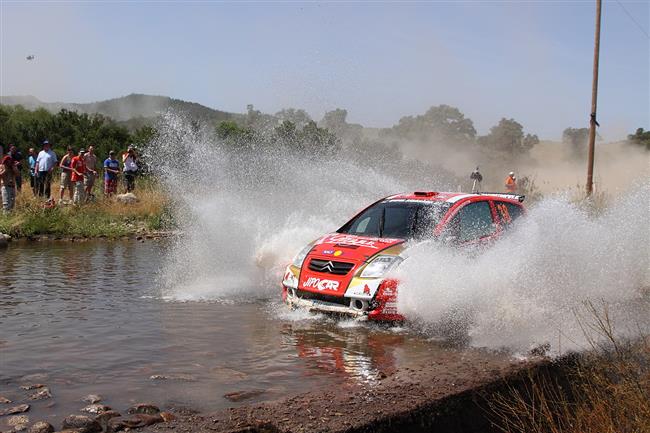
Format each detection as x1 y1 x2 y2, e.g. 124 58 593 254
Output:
0 178 174 239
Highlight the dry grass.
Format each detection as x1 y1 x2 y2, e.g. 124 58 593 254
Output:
0 177 173 238
488 301 650 433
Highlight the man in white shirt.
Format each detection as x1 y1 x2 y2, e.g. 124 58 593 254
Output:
35 140 58 198
122 145 139 193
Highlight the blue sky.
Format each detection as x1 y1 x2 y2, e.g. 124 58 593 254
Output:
1 1 648 140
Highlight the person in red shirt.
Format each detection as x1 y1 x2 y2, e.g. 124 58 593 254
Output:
70 149 87 204
0 154 20 212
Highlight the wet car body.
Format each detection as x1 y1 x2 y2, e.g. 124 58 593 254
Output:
282 191 525 322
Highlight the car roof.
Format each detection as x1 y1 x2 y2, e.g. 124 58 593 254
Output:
385 191 525 204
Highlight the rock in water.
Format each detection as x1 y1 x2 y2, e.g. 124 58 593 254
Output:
115 193 138 204
19 384 45 391
127 403 160 415
108 413 164 431
0 404 30 416
81 395 102 404
80 404 112 415
223 389 265 402
28 388 51 400
7 415 30 430
0 396 12 404
159 412 176 422
60 415 101 433
28 421 54 433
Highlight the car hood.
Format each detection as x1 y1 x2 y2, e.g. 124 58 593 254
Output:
297 233 405 298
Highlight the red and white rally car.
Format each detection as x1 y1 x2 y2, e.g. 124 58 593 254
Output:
282 191 525 322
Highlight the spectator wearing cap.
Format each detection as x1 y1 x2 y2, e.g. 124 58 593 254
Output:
34 140 58 198
122 145 138 193
71 148 87 204
59 146 75 202
104 150 120 197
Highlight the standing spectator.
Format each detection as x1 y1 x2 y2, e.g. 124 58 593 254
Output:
28 148 38 195
8 145 23 192
122 145 138 193
504 171 517 193
104 150 120 197
59 147 74 201
0 152 19 212
35 140 58 198
70 149 87 204
83 145 98 200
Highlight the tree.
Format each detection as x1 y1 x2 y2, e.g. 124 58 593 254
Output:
274 120 298 146
523 133 540 151
627 128 650 150
384 104 476 146
215 120 254 142
562 127 590 157
320 108 362 142
275 108 312 129
299 121 340 155
478 118 538 155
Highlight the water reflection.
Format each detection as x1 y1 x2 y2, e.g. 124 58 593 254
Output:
0 241 443 428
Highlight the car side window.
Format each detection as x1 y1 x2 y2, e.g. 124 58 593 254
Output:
456 201 496 242
347 206 381 237
495 201 524 228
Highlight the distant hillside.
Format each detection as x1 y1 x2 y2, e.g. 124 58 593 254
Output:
0 93 240 129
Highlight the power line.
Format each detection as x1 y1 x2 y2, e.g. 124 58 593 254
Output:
615 0 650 40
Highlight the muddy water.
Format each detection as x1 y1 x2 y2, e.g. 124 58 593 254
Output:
0 241 454 428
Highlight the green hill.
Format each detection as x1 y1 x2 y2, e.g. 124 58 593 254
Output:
0 93 240 130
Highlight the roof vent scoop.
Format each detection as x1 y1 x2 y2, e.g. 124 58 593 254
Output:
414 191 437 197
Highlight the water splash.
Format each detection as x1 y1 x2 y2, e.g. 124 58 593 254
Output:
396 183 650 354
145 112 453 300
147 113 648 354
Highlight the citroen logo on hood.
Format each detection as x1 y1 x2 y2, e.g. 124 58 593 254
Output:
322 261 334 272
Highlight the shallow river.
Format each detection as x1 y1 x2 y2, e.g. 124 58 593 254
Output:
0 240 458 427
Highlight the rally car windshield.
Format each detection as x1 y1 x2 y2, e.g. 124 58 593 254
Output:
337 200 451 239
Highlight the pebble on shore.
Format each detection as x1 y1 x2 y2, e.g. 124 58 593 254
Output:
81 395 102 404
7 415 30 431
28 421 54 433
0 404 30 416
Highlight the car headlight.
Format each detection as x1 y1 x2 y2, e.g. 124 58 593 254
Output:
359 255 403 278
292 244 313 268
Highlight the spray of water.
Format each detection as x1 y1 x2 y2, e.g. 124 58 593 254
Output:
148 113 648 353
396 183 650 354
146 112 452 300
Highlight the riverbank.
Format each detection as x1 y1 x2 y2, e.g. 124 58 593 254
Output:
0 179 174 239
146 341 648 433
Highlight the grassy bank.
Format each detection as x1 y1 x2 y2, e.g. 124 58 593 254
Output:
0 177 174 238
489 302 650 433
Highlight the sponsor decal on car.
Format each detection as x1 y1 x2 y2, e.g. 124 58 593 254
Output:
282 267 299 289
323 250 335 255
345 278 382 299
324 234 379 249
304 277 340 291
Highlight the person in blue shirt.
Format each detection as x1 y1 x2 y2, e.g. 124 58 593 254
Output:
28 148 37 195
103 150 120 197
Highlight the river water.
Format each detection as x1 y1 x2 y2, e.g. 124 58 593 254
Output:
0 240 460 427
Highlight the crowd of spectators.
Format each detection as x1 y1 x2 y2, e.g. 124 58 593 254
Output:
0 141 139 212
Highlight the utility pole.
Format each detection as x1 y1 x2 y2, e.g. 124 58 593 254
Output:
586 0 602 196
